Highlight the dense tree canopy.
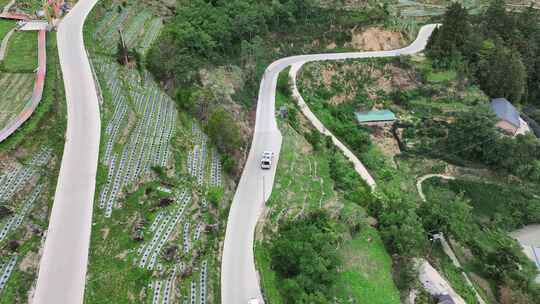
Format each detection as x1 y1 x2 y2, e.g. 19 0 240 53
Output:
270 211 341 303
476 44 526 103
427 1 540 104
147 0 320 84
418 193 474 242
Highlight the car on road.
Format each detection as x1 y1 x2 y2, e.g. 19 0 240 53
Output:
260 151 273 169
248 299 261 304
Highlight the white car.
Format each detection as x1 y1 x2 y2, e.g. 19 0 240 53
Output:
260 151 274 169
248 299 261 304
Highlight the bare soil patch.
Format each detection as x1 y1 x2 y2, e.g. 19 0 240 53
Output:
19 250 39 273
346 27 406 51
370 125 400 159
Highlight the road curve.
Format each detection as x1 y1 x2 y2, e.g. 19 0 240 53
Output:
416 173 455 202
33 1 100 303
221 24 439 304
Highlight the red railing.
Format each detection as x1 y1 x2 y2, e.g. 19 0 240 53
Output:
0 12 31 21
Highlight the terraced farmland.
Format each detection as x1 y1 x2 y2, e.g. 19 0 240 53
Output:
85 3 227 302
0 147 56 303
92 4 163 55
87 55 225 302
93 56 177 218
0 73 34 130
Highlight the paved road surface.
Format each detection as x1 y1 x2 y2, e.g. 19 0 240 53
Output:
221 24 439 304
33 1 100 303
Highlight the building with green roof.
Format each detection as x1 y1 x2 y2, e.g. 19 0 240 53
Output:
355 109 396 125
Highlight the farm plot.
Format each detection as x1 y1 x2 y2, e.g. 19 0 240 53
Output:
391 0 487 17
1 30 37 73
187 123 222 188
8 0 42 15
0 73 34 130
0 147 54 300
93 56 177 218
85 1 227 300
130 171 220 303
86 57 224 304
93 4 163 55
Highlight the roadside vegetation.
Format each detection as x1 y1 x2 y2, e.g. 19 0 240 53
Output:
0 32 67 303
0 20 14 41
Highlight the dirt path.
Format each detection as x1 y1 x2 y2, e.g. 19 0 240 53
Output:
416 174 455 202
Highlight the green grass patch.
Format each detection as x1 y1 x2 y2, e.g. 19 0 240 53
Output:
1 30 38 73
0 73 34 129
426 70 457 83
0 19 15 42
335 227 401 304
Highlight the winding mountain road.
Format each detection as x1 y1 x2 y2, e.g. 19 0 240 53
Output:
33 1 100 303
221 24 439 304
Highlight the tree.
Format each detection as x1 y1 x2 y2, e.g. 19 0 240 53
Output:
476 45 527 103
446 108 498 161
207 107 243 154
483 0 515 42
419 193 474 242
426 3 471 67
270 211 340 303
375 190 427 257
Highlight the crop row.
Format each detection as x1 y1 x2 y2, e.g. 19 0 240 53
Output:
0 184 43 243
137 189 191 270
94 56 177 217
0 147 51 203
151 265 177 304
94 6 163 54
0 255 17 294
199 260 208 304
209 149 221 187
187 123 222 188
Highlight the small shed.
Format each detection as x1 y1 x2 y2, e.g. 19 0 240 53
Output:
355 109 396 126
490 98 520 135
